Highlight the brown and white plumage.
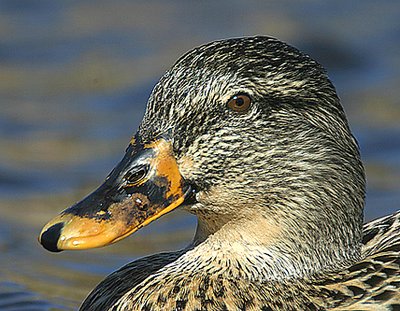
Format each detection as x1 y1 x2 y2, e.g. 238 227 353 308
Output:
81 212 400 310
320 212 400 310
39 36 399 310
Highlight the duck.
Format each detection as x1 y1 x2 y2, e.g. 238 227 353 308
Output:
39 36 400 310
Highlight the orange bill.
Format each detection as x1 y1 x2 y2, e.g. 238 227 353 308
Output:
39 135 192 252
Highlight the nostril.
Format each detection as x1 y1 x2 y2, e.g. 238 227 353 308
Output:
124 165 148 187
40 222 64 252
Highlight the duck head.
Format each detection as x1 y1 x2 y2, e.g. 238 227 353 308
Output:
40 36 365 273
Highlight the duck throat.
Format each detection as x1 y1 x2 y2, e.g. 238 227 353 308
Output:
190 210 362 281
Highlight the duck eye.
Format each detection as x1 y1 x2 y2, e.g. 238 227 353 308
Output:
227 94 251 113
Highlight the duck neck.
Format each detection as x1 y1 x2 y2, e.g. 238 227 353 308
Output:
190 210 361 281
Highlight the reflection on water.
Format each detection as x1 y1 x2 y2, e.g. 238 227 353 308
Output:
0 282 66 311
0 1 399 309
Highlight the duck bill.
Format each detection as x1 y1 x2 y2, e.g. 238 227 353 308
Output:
39 136 191 252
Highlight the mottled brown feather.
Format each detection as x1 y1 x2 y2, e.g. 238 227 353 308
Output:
80 213 400 310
